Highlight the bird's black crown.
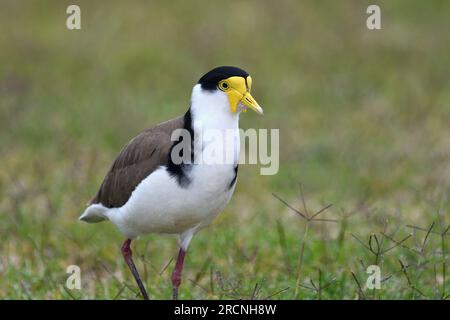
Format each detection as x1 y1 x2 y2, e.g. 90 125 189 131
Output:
198 66 249 90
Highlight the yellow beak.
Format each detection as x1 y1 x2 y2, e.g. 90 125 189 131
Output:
240 92 263 115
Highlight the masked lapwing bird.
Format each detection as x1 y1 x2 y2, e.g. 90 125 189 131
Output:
79 66 263 300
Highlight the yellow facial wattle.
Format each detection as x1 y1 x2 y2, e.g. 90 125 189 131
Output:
218 76 263 115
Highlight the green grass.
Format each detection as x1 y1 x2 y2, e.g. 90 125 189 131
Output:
0 0 449 299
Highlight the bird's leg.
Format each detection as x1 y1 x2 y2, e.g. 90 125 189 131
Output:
121 239 149 300
171 248 186 300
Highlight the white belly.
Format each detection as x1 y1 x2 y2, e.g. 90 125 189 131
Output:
109 164 236 238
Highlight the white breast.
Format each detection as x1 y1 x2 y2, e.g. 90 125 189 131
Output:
109 163 236 238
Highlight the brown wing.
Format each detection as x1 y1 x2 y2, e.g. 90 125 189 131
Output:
89 116 184 208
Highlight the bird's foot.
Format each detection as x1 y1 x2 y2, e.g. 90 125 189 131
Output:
172 287 179 300
121 239 150 300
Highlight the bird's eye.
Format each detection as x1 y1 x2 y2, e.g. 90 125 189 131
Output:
218 81 229 91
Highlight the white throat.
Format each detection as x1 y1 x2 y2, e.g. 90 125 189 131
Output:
189 84 241 165
190 84 239 130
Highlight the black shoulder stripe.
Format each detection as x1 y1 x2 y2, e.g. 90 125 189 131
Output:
166 108 193 187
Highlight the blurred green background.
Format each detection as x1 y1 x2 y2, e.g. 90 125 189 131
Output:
0 1 449 299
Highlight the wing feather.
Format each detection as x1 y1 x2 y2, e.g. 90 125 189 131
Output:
89 116 184 208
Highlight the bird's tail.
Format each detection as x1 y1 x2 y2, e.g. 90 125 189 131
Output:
79 203 109 223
